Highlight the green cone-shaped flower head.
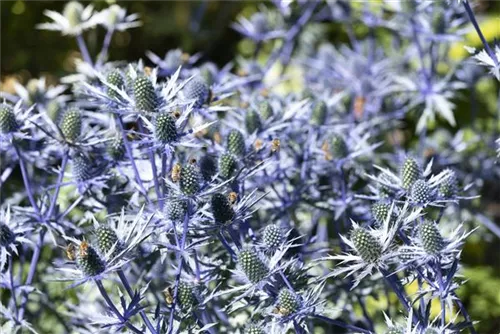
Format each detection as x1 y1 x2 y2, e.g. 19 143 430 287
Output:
237 249 268 283
439 169 458 198
166 199 188 222
95 225 122 257
177 281 195 309
155 112 177 144
107 135 125 161
351 227 382 263
72 154 92 182
227 130 246 157
411 179 433 203
263 224 283 248
311 100 327 125
77 241 105 276
133 75 157 113
219 153 238 179
277 288 300 316
245 110 262 134
400 157 422 189
258 101 273 120
106 70 125 99
180 164 200 195
419 221 444 255
184 77 210 108
331 134 348 159
0 104 18 134
60 108 82 142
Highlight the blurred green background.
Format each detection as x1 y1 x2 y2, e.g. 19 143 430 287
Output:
1 1 500 333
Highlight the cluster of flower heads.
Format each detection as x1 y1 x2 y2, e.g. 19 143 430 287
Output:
1 1 499 333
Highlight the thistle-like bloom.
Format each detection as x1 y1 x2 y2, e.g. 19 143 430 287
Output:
0 206 33 269
0 101 37 142
320 203 421 288
37 1 100 35
57 208 153 287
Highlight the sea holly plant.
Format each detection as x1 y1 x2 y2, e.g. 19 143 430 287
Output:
1 1 500 333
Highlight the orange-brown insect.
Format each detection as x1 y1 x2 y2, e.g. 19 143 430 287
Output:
144 67 153 76
228 192 238 204
181 53 190 63
213 132 222 144
240 101 249 108
271 138 280 153
321 140 332 161
353 95 366 121
79 241 89 258
66 243 76 261
171 163 181 182
163 286 174 304
173 110 181 119
189 158 197 165
254 138 264 151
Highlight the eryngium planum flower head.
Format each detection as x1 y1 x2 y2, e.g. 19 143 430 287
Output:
258 101 273 120
211 193 234 224
411 179 433 203
244 323 265 334
184 77 210 108
0 104 18 134
180 164 200 195
165 199 188 222
71 154 93 182
419 221 444 255
107 135 125 161
0 224 16 247
106 70 125 99
311 100 327 125
219 153 238 179
439 169 458 198
76 241 105 276
95 225 123 257
237 249 268 283
330 134 348 159
59 108 82 142
245 109 262 133
263 224 283 248
276 288 301 316
400 157 422 189
133 75 157 112
371 202 391 226
155 112 177 144
227 130 246 157
177 281 195 309
351 227 382 263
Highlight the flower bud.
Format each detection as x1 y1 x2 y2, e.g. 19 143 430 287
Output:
237 249 268 283
95 225 123 258
219 153 238 179
439 169 457 198
63 1 84 28
165 199 188 222
184 77 210 108
311 100 327 125
72 154 92 182
244 323 265 334
106 70 125 99
133 75 157 113
263 224 283 249
177 281 195 309
227 130 246 157
410 179 433 204
155 112 177 144
180 164 200 195
276 288 300 316
245 110 262 134
351 227 382 263
258 101 273 120
331 134 348 159
419 221 444 255
400 157 421 189
59 108 82 142
0 104 18 134
371 202 391 226
107 135 125 161
77 241 105 276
